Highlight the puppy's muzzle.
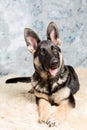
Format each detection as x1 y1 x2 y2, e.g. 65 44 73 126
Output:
50 58 58 69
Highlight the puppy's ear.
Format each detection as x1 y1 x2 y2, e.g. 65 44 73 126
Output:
47 22 61 46
24 28 40 54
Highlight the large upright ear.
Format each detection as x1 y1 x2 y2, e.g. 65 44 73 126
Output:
24 28 40 54
47 22 61 46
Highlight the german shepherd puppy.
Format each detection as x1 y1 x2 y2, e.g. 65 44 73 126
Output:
6 22 80 127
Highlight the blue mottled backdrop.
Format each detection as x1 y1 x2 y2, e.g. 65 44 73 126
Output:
0 0 87 77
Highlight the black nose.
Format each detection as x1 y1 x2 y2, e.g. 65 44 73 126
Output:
50 58 58 68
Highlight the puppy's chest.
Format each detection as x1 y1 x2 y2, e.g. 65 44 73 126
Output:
31 77 62 95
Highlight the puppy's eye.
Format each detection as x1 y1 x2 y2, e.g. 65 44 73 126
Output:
53 48 57 54
41 48 46 55
51 45 57 54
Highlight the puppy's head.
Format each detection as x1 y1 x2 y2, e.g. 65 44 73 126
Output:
24 22 63 79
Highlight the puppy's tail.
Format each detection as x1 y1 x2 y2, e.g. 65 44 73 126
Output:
5 77 31 84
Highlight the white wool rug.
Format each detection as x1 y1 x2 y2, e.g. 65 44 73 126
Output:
0 68 87 130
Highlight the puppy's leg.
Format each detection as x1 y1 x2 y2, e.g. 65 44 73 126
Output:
52 100 72 122
37 99 51 123
46 99 73 127
34 90 49 101
47 87 75 126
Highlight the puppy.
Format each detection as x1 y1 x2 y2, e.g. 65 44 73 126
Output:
24 22 80 127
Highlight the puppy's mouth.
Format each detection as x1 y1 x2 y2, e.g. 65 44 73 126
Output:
43 62 59 77
49 65 58 77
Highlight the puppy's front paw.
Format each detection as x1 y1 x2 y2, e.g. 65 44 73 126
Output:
39 113 50 124
46 118 59 127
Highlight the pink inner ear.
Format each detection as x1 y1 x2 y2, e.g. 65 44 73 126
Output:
50 30 57 45
27 36 37 49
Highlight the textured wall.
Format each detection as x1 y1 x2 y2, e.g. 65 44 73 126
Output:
0 0 87 77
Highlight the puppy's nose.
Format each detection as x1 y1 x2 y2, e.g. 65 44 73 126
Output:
50 58 58 68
